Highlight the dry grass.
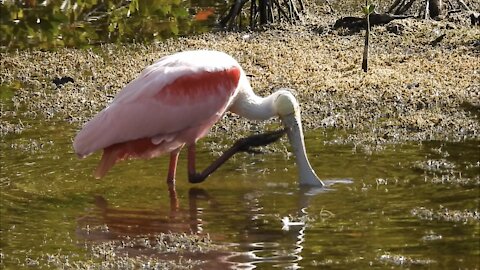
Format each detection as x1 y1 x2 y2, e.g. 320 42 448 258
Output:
1 12 479 150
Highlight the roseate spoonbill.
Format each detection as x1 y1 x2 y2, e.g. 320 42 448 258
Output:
73 50 324 187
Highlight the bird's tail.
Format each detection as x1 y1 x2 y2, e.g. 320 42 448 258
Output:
73 110 112 158
92 137 181 178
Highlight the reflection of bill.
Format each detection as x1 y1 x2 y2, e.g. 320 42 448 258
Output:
247 184 344 269
228 186 330 269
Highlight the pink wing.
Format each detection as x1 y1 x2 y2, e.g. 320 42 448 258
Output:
73 51 242 176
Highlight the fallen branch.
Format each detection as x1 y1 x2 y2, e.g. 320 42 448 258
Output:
334 13 412 29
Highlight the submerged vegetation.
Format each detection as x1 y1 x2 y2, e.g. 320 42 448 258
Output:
8 229 220 269
412 207 480 223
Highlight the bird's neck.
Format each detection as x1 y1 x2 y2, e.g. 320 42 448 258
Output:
229 81 279 121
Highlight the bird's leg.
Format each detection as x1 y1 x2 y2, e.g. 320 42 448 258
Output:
187 144 209 183
167 150 181 210
167 150 180 184
188 143 238 183
188 188 211 233
168 181 179 211
188 129 287 184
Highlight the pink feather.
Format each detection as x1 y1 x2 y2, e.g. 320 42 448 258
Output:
73 51 242 178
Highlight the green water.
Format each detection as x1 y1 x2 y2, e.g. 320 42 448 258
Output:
1 118 478 269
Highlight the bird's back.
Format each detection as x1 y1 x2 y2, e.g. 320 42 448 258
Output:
73 50 243 160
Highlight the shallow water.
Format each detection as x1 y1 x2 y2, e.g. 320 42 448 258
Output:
0 119 479 269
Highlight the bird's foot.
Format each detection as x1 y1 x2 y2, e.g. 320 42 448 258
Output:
188 173 206 184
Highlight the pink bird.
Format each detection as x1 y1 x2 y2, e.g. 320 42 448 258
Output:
73 50 324 187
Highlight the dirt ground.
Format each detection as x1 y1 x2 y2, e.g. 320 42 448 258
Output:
1 10 479 152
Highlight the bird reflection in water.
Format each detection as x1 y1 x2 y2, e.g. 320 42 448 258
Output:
76 187 240 269
233 186 327 269
76 185 334 268
77 187 211 238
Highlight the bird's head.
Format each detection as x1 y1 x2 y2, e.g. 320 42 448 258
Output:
273 89 299 118
273 89 324 187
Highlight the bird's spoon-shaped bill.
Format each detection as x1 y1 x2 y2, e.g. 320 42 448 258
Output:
280 111 324 187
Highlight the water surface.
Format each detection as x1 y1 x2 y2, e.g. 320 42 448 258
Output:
0 119 479 269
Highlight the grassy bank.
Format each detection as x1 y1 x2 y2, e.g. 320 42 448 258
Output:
1 13 479 151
